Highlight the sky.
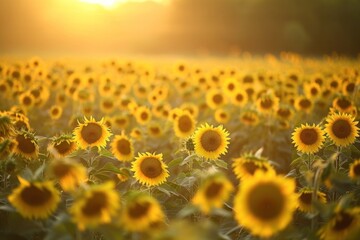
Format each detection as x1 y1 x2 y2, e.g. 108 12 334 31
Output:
1 0 359 57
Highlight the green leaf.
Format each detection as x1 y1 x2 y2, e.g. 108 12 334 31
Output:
176 205 198 218
99 162 122 174
168 158 183 168
99 148 115 159
214 159 228 169
180 154 197 166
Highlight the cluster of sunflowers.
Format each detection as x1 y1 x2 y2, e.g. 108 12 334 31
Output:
0 55 359 240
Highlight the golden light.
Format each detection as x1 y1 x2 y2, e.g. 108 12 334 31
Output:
79 0 123 9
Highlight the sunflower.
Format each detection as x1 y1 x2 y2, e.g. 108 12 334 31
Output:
147 122 164 138
13 130 39 160
121 192 165 232
135 106 152 125
349 159 360 181
276 105 294 121
8 177 60 219
193 123 230 160
0 138 17 159
173 111 196 138
294 96 313 113
70 181 120 231
111 132 134 162
192 173 234 214
325 113 359 147
100 98 116 114
132 152 169 187
48 158 87 192
49 105 63 120
180 102 199 118
332 96 354 114
112 115 129 130
256 94 280 114
318 208 360 240
233 171 297 237
18 92 35 108
297 188 327 212
230 89 248 107
73 116 112 150
342 81 356 96
292 124 325 154
48 134 77 157
240 110 260 126
221 77 240 95
214 108 230 124
130 127 143 140
304 82 321 99
232 154 275 180
206 89 226 109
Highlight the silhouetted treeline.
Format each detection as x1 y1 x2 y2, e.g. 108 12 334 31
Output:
161 0 360 55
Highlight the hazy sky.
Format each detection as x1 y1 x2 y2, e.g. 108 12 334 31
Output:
1 0 360 56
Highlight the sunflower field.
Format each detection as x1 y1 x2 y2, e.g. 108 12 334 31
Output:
0 54 359 240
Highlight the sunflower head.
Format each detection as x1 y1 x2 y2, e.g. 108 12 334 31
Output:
297 188 327 212
132 152 169 187
232 154 275 180
173 111 196 138
192 173 234 214
70 181 120 230
111 132 134 162
8 177 60 219
325 112 359 147
240 110 260 126
49 134 77 157
48 158 87 192
73 116 112 150
193 123 230 160
292 123 325 154
121 192 165 232
49 105 63 120
349 159 360 181
14 130 39 160
233 171 297 237
318 208 360 240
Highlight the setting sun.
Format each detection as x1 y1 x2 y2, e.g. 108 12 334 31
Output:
79 0 124 8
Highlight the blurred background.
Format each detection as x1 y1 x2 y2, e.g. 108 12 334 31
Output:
1 0 360 57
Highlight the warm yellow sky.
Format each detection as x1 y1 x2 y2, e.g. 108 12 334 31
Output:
0 0 172 56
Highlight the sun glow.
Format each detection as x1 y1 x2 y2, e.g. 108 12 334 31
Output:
79 0 123 9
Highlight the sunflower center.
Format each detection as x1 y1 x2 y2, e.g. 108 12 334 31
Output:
248 183 285 220
333 212 354 232
353 164 360 176
260 98 273 109
80 123 103 144
54 141 73 155
228 83 235 91
150 127 160 135
16 135 36 154
52 108 59 116
299 99 311 108
178 115 192 132
128 201 151 219
140 157 163 178
53 162 71 178
200 130 221 152
330 81 338 88
116 139 131 155
82 192 108 217
243 161 267 175
236 94 244 102
331 119 351 139
212 94 223 105
346 83 355 93
140 112 148 121
299 128 318 145
299 192 312 205
103 101 113 109
278 109 291 118
337 99 351 109
21 184 52 206
205 182 223 199
23 96 32 106
310 88 318 96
